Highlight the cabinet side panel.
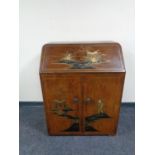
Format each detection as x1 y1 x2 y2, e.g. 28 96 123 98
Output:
113 73 126 134
40 74 51 134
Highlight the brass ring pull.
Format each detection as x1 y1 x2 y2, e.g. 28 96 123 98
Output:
73 97 79 104
85 97 92 104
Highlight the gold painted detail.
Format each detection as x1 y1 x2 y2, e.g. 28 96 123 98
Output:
58 49 110 69
97 99 104 114
51 99 80 132
52 99 72 115
84 50 104 64
60 52 74 62
51 98 111 132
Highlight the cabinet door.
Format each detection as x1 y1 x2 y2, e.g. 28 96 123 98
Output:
83 75 124 135
41 76 82 135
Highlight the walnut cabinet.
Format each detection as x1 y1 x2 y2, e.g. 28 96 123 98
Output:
40 43 125 135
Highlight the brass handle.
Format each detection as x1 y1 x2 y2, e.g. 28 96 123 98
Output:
73 97 79 104
85 97 92 104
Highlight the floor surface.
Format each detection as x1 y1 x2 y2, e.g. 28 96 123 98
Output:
19 105 135 155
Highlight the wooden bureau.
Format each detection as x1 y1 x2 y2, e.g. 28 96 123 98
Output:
40 43 125 135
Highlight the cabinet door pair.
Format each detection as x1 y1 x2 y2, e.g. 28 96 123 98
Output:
42 75 123 135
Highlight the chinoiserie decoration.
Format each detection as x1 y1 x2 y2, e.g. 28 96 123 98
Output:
51 99 80 132
59 49 108 69
60 52 75 62
97 99 104 114
51 98 111 132
84 50 104 63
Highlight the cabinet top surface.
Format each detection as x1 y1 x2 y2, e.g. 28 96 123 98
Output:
40 42 125 73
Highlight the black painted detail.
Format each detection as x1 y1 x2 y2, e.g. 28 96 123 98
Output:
85 112 111 132
63 123 80 132
52 99 111 132
59 60 94 69
51 100 80 132
85 125 98 131
86 113 111 123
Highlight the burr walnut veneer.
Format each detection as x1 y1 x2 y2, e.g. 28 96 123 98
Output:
40 43 125 135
